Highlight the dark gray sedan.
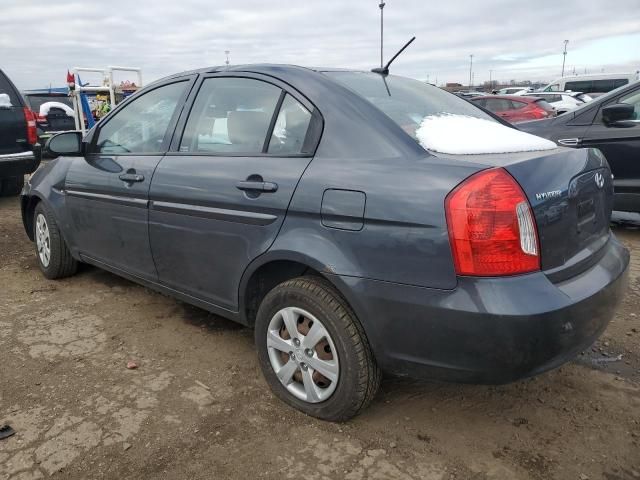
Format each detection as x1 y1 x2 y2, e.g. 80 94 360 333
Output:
21 65 629 421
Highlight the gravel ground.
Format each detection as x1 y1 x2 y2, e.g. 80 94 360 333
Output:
1 195 639 480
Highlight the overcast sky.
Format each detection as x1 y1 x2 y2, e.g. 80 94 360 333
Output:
2 0 639 89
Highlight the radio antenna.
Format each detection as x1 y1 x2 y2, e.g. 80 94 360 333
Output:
372 36 416 75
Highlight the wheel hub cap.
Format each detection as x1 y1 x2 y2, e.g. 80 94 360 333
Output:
35 213 51 268
266 306 339 403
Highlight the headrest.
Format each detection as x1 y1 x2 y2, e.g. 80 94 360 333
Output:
227 111 270 147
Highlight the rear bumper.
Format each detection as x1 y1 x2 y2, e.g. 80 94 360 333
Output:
0 148 41 177
339 235 629 384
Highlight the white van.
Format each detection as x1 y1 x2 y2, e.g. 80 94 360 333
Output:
542 73 637 94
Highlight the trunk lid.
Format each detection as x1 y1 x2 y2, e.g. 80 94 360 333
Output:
501 147 613 276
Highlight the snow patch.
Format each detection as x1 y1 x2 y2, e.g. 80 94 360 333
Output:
40 101 75 118
416 114 557 155
0 93 13 107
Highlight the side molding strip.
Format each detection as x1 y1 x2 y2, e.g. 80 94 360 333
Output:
150 200 277 226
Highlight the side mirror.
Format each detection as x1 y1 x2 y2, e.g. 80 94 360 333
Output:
602 103 636 126
44 131 84 157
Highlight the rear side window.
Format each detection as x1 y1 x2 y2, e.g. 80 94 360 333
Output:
510 100 527 109
565 81 592 93
534 99 554 111
180 77 281 154
613 79 629 89
268 94 313 154
484 98 512 112
0 71 20 107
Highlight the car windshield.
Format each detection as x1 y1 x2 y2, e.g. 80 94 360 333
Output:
324 71 494 139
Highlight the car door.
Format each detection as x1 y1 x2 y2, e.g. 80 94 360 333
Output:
64 78 193 280
581 86 640 200
148 73 322 311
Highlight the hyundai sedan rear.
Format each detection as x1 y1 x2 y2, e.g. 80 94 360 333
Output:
22 65 629 421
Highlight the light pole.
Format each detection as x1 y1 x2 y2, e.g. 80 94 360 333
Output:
561 40 568 77
469 54 473 88
489 69 493 88
225 50 230 66
379 2 386 68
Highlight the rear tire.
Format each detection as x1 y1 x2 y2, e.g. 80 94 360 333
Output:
33 202 78 279
255 275 381 422
0 176 24 197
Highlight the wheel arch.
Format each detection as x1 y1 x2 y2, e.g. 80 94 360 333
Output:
21 193 44 241
239 251 359 327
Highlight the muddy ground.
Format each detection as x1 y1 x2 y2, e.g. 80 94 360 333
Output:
1 195 639 480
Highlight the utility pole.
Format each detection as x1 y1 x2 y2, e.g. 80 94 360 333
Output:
561 40 568 77
426 74 430 84
469 54 474 88
489 69 493 88
379 2 386 68
225 50 230 66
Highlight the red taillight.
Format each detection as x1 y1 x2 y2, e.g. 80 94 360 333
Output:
445 168 540 276
23 107 37 145
34 110 47 124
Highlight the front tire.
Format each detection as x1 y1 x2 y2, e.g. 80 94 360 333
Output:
33 203 78 279
255 276 381 421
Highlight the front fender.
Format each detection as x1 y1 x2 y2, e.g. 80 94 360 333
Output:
20 157 77 252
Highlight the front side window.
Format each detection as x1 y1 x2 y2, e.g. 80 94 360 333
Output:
180 77 281 154
325 71 494 139
620 89 640 121
96 81 187 154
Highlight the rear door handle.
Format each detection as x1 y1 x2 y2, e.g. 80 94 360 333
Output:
119 173 145 183
235 181 278 193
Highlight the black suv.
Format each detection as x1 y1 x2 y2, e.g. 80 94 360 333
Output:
519 80 640 213
0 69 40 196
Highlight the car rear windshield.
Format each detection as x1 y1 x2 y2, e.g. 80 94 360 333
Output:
0 71 20 107
25 94 73 112
534 99 554 111
324 71 494 139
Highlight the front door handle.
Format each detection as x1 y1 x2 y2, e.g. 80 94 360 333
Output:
235 181 278 193
119 173 145 183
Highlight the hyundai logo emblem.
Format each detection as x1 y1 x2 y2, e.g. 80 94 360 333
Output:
594 172 604 189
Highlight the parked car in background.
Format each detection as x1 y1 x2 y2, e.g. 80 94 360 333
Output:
0 69 40 196
23 89 75 143
453 90 485 98
523 91 592 115
22 65 628 421
542 73 636 94
520 80 640 212
471 95 555 123
494 86 532 95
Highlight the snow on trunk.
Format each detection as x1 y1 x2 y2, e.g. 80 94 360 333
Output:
416 114 557 155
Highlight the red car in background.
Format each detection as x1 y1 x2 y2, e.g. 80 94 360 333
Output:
471 95 556 123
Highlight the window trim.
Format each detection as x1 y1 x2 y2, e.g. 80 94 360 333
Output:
169 72 324 158
87 76 196 157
